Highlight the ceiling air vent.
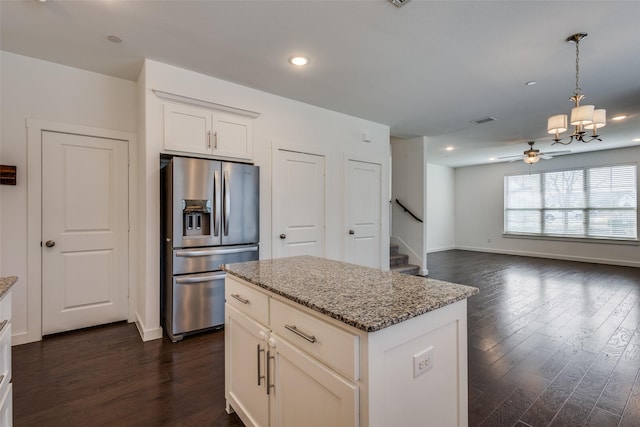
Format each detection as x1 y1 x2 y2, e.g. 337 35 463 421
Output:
471 116 496 125
389 0 412 7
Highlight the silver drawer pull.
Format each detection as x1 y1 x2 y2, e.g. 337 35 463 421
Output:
231 294 249 304
257 344 265 386
0 320 6 333
284 324 316 343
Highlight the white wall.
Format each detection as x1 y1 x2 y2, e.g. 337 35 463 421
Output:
136 60 391 339
0 52 390 344
455 146 640 267
391 137 425 272
0 51 138 344
426 163 455 252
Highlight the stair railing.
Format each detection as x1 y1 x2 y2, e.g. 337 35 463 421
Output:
395 199 423 223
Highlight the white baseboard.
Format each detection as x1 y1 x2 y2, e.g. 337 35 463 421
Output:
453 245 640 268
135 312 163 342
11 330 38 346
427 245 456 254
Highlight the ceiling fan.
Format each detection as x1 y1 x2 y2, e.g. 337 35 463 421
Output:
497 141 571 164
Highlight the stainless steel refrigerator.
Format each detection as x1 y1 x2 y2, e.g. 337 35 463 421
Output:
161 156 259 342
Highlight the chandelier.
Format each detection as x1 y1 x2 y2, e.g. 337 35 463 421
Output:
547 33 606 145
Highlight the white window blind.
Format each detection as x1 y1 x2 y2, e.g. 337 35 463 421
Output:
504 164 637 240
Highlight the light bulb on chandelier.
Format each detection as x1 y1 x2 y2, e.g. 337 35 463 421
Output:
547 33 606 145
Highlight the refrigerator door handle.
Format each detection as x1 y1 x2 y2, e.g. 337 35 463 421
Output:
213 170 220 237
175 273 225 285
223 169 231 236
175 246 258 257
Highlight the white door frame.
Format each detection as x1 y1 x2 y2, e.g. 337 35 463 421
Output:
22 119 137 345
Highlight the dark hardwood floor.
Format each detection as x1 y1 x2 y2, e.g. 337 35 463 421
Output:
12 250 640 426
428 250 640 427
12 322 243 426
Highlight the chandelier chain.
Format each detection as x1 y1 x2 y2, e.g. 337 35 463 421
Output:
574 38 582 96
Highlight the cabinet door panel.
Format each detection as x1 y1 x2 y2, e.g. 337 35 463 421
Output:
164 103 212 155
225 305 269 427
213 112 253 160
271 336 358 427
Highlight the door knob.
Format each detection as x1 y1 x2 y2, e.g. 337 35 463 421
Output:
348 230 355 235
279 234 286 239
45 240 56 248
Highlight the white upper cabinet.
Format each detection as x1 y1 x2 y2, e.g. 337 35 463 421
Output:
212 111 253 160
156 90 260 161
163 103 212 156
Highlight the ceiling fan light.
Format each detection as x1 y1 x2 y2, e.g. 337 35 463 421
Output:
523 154 540 164
585 109 606 130
547 114 568 134
570 105 594 126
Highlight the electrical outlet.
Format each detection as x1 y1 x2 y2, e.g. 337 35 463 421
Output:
413 346 434 378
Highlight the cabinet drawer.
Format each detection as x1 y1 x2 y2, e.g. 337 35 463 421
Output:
225 276 269 325
271 298 359 381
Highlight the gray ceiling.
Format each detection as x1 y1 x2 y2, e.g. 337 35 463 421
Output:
2 0 639 167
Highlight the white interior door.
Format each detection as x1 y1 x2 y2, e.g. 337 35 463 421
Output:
345 159 382 268
42 131 129 335
273 150 325 258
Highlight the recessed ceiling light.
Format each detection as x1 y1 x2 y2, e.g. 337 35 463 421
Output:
489 157 497 161
107 35 122 44
612 115 628 121
525 81 537 86
633 138 640 142
288 56 309 66
445 146 454 151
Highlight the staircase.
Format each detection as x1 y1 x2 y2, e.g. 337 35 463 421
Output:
390 244 421 276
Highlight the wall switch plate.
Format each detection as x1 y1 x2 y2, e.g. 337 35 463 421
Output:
413 346 434 378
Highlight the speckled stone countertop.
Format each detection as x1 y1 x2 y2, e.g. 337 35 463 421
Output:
0 276 17 300
222 256 478 333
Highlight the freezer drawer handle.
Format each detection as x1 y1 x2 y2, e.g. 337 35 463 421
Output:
284 324 316 343
175 275 223 284
231 294 250 305
175 247 258 257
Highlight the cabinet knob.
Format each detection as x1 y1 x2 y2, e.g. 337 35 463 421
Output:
348 229 355 235
45 240 56 248
280 233 286 239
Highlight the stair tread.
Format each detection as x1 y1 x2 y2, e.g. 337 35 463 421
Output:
391 263 421 275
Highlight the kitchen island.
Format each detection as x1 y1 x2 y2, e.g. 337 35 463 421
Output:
223 256 478 427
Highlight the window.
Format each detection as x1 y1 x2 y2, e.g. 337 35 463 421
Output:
504 164 637 240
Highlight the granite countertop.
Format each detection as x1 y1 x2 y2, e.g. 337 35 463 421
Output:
0 276 17 299
223 256 478 333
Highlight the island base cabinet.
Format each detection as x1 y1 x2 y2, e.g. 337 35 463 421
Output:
366 300 468 427
225 274 471 427
270 335 359 427
225 305 269 427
